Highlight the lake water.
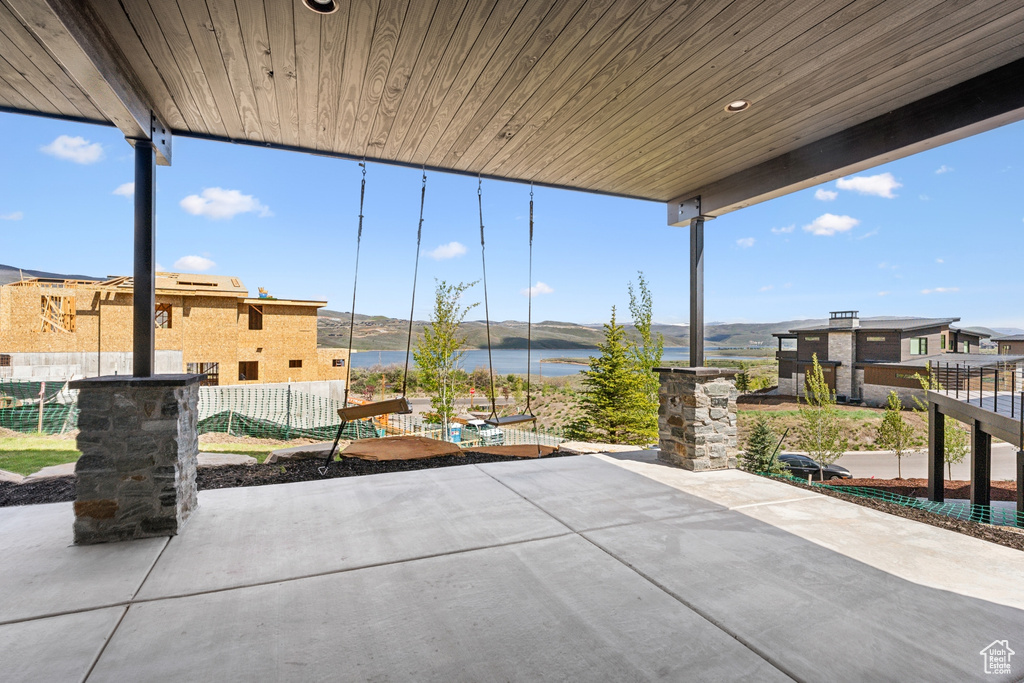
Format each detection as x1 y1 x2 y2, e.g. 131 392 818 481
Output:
350 347 761 377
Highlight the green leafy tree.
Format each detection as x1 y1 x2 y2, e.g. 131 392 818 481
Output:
876 391 917 478
741 414 784 474
735 370 751 394
579 306 650 444
627 271 664 442
799 353 848 471
413 280 478 432
943 417 968 480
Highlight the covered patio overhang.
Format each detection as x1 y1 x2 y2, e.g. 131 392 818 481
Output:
3 0 1024 369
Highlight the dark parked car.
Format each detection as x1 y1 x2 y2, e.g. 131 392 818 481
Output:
778 454 852 481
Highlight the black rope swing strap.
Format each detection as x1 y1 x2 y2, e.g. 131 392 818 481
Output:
478 178 537 430
320 163 421 475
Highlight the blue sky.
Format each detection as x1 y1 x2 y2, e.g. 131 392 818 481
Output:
1 111 1022 328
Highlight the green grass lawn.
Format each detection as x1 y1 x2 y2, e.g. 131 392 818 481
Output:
0 434 80 476
0 434 284 474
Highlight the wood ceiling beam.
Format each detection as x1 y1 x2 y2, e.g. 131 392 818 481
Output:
668 56 1024 225
4 0 172 165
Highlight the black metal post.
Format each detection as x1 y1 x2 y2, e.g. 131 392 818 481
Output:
995 364 999 413
1018 391 1024 514
927 401 944 502
689 216 704 368
955 364 959 399
970 419 991 511
133 140 156 378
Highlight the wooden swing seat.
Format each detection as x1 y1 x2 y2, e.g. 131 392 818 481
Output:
485 414 537 426
337 397 412 421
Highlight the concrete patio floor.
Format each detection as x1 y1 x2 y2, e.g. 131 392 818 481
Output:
2 453 1023 682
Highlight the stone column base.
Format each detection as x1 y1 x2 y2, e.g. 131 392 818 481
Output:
656 367 738 471
69 374 202 544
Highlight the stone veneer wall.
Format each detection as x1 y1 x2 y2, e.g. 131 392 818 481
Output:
828 330 855 399
656 367 738 471
69 375 202 544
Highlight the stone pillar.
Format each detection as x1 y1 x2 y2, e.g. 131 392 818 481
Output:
69 375 202 544
656 367 738 471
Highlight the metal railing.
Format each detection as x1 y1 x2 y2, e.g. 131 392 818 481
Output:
930 361 1023 418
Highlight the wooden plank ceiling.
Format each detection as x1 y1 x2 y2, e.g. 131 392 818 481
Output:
2 0 1024 202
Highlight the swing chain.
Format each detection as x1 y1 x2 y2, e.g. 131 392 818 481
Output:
402 168 427 397
478 178 498 420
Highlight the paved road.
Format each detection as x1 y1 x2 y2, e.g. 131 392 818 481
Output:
825 443 1019 480
406 396 513 416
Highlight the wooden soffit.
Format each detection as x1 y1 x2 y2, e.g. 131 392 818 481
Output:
1 0 1024 212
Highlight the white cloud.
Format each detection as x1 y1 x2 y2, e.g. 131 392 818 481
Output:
814 188 838 201
736 237 755 248
173 255 216 272
921 287 959 295
0 211 23 220
877 291 889 297
156 263 166 272
782 283 792 289
936 258 944 264
877 262 897 270
522 281 554 296
836 172 901 198
41 135 104 164
935 165 953 174
427 241 467 260
759 285 774 292
180 187 272 219
857 228 879 240
919 194 930 201
770 224 795 234
803 213 859 236
113 182 134 197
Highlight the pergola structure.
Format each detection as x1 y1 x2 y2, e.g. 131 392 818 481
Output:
3 0 1024 538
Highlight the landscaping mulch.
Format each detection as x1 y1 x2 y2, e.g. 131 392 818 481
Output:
828 478 1017 502
770 476 1024 553
0 449 569 507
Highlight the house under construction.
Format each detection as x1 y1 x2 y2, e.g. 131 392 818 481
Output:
0 272 348 386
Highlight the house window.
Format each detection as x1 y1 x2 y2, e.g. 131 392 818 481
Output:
238 361 259 381
332 358 345 367
40 295 76 332
155 303 172 329
909 338 928 355
940 335 946 350
865 336 886 342
0 354 10 366
1003 345 1012 354
289 359 302 368
961 341 969 353
803 336 820 341
186 362 220 386
248 305 263 330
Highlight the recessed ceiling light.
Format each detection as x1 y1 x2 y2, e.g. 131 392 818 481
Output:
725 100 751 113
303 0 338 14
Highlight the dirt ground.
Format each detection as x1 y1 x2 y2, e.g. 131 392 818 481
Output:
0 449 569 507
829 478 1018 501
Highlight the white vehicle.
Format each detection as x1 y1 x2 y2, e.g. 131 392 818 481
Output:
462 419 505 446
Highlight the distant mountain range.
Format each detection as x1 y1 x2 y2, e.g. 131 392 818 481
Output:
317 310 830 351
0 263 101 286
319 311 1024 351
4 265 1021 348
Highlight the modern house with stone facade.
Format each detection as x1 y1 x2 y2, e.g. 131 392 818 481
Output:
773 311 1020 406
0 273 348 386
